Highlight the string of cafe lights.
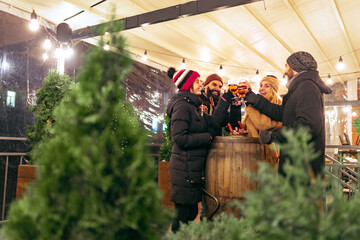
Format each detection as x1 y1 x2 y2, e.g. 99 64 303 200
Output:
17 9 360 85
26 10 74 67
118 44 360 86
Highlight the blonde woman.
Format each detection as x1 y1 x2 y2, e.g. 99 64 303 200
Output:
242 75 282 166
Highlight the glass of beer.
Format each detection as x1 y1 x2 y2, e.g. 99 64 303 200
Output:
228 79 238 94
237 80 249 104
237 81 248 98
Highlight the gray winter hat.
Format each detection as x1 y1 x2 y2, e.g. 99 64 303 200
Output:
286 51 317 72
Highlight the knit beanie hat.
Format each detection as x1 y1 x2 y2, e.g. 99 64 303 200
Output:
261 75 279 93
204 73 223 86
167 67 200 91
286 51 317 72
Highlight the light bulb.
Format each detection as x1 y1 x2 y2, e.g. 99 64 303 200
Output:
326 74 332 85
253 70 261 82
180 58 186 69
43 38 51 50
336 56 345 71
29 10 39 31
42 52 48 61
65 47 73 58
142 50 147 62
218 65 224 76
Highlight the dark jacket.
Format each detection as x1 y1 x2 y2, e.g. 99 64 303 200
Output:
248 70 332 176
167 91 212 204
200 93 242 130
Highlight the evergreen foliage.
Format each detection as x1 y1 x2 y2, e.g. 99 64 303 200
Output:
2 22 171 240
353 116 360 135
165 127 360 240
158 113 172 161
26 71 73 151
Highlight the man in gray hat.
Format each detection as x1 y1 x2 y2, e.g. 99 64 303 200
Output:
245 51 332 177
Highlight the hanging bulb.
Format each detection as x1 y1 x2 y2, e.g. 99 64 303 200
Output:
43 37 51 50
281 74 287 85
180 58 186 69
65 46 73 58
218 65 224 76
253 70 261 82
42 52 49 61
336 56 345 71
142 50 148 62
103 41 110 51
326 74 332 85
29 10 39 31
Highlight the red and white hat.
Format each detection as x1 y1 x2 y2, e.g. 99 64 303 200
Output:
167 67 200 91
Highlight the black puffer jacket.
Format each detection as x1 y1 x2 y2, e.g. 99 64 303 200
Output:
247 70 332 176
167 91 228 204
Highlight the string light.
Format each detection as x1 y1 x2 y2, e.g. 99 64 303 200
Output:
180 58 186 69
29 10 39 31
142 50 148 62
336 56 345 71
253 70 261 82
43 37 51 50
55 44 73 59
123 45 359 82
103 41 110 51
64 44 73 59
218 65 224 76
42 52 49 61
326 74 332 85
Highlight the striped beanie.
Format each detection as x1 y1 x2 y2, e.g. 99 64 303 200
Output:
167 67 200 91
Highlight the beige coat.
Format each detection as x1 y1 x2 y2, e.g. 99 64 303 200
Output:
242 106 281 166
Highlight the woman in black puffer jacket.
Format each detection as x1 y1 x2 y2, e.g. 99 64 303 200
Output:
166 67 232 232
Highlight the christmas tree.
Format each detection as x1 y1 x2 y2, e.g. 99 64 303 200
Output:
164 127 360 239
26 70 73 162
158 113 172 162
1 22 171 240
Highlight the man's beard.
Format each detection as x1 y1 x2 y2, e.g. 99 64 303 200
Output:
285 68 296 81
206 88 220 106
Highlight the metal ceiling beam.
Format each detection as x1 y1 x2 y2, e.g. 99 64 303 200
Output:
282 0 342 82
126 0 258 76
72 0 261 40
330 0 360 69
66 0 253 78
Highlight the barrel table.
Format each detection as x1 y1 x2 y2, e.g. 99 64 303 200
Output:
204 136 265 218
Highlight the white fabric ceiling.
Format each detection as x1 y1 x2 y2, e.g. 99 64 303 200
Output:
2 0 360 94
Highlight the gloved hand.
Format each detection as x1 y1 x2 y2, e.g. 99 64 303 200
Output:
244 88 259 106
208 127 218 140
259 130 272 144
221 91 234 102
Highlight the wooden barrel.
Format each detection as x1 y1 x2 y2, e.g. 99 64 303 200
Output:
158 161 174 209
204 136 265 218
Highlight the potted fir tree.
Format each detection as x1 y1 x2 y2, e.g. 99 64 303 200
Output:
158 113 174 208
16 71 73 199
